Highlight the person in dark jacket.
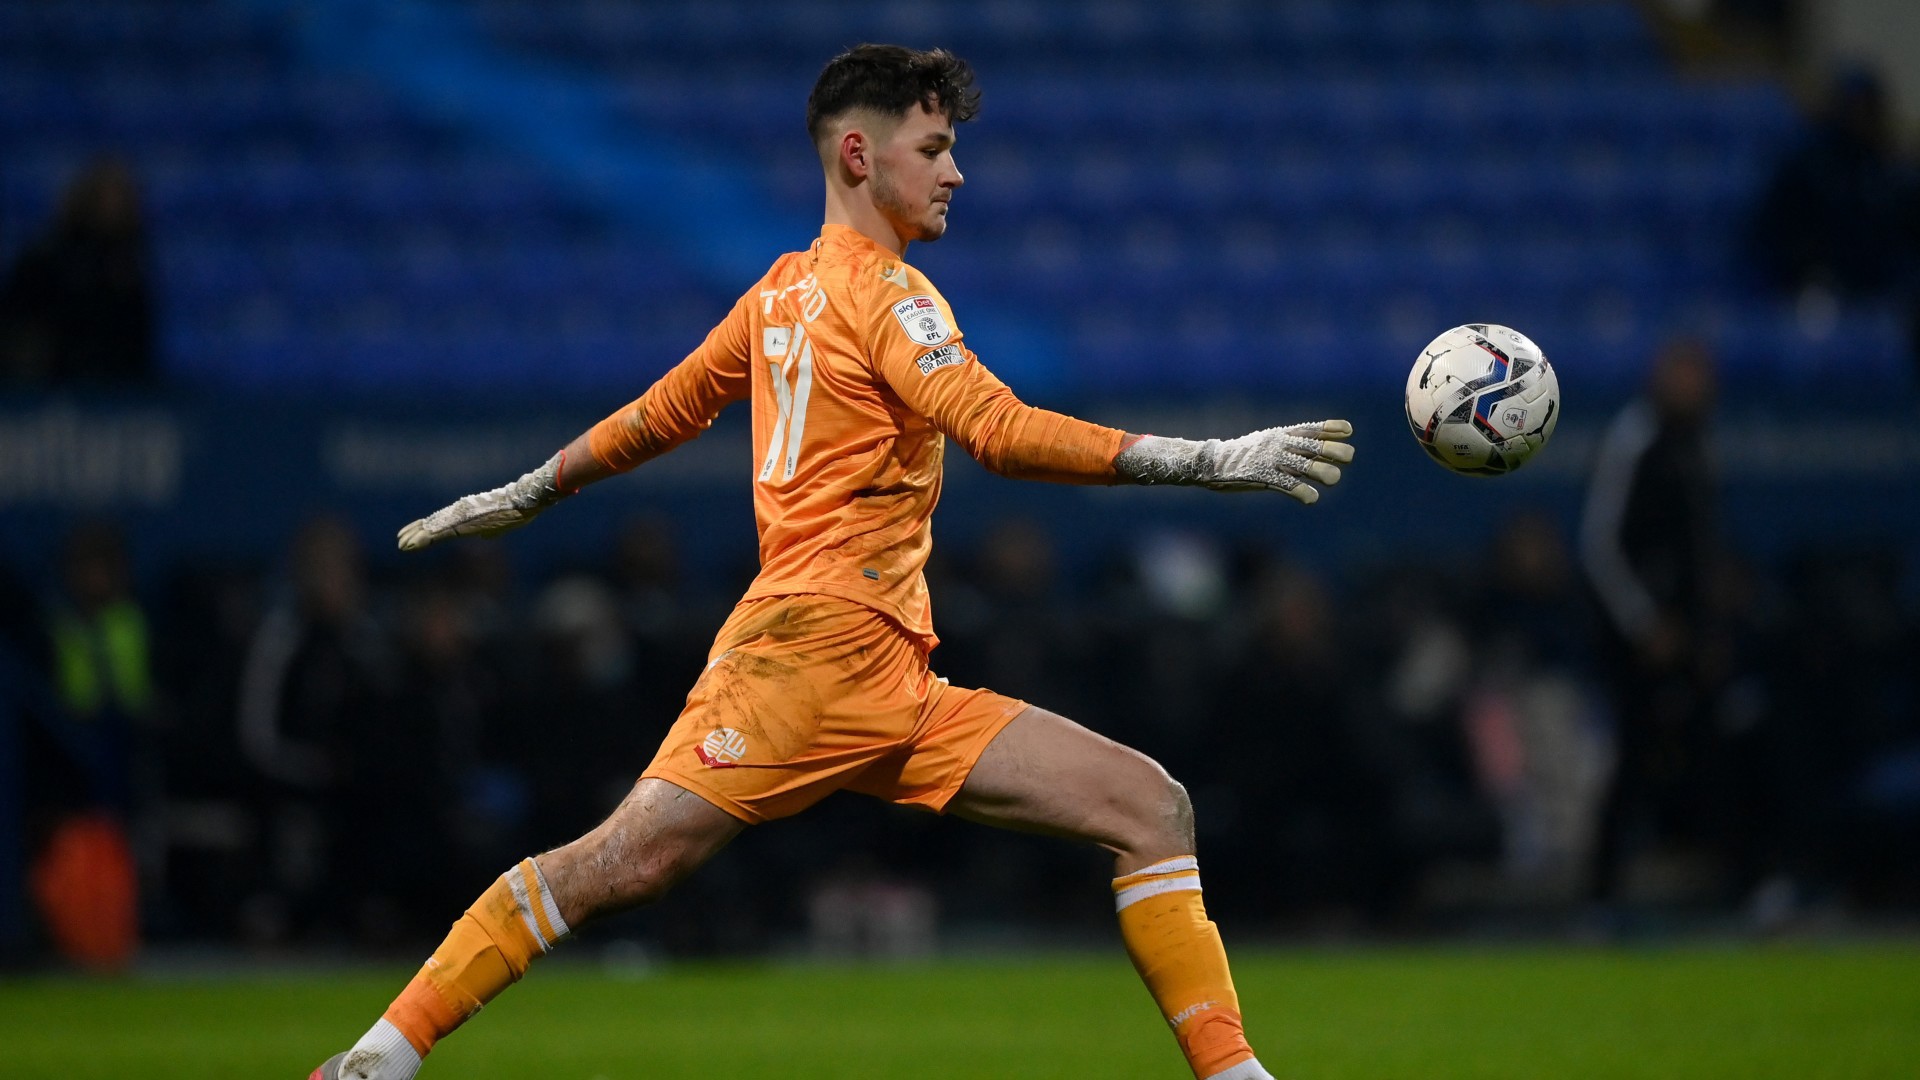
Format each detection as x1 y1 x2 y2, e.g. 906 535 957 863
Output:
1749 67 1917 303
1579 339 1722 909
0 158 157 385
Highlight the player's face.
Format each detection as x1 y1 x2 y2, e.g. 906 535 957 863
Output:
870 104 964 243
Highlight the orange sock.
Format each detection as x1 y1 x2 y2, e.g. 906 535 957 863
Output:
1113 856 1270 1080
379 857 570 1058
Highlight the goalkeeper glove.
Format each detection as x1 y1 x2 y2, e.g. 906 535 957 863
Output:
1113 420 1355 504
396 452 570 552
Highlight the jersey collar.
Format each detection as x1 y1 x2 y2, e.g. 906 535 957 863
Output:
816 223 888 259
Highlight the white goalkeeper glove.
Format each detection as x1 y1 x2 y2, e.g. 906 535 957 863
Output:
1113 420 1355 504
396 452 570 552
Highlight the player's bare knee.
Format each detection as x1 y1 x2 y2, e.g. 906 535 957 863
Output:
1114 763 1194 861
1151 774 1196 854
1164 776 1196 848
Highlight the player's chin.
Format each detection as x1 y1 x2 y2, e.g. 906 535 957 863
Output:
915 214 950 243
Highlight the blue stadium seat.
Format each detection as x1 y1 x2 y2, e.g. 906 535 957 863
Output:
0 0 1851 394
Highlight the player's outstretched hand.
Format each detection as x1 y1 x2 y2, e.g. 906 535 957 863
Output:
396 453 570 552
1113 420 1355 504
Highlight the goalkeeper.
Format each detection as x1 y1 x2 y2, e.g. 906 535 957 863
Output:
313 44 1353 1080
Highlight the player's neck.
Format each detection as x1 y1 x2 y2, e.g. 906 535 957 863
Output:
822 193 909 257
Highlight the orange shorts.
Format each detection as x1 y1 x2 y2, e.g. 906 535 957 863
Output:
642 594 1027 824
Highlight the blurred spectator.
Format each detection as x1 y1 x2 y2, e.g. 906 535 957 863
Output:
518 574 645 845
17 521 153 970
1749 68 1919 302
1688 551 1795 921
235 517 397 943
368 580 521 936
609 515 689 639
1713 0 1796 58
1648 0 1798 62
941 518 1095 721
0 158 157 385
607 516 720 725
2 501 1910 950
1110 528 1232 748
1213 564 1410 927
1345 565 1500 921
20 522 155 829
238 518 387 790
1460 515 1609 903
47 521 153 739
150 557 266 941
1758 546 1918 916
805 853 937 960
438 545 522 656
1579 339 1724 910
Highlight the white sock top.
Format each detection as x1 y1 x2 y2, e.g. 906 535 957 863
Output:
339 1018 424 1080
1204 1059 1275 1080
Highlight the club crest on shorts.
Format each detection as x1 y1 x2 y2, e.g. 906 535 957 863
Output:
696 727 748 768
892 295 953 346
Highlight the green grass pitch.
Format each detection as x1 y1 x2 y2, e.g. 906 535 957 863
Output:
4 945 1916 1078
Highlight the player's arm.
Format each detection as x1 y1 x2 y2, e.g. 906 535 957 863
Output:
894 348 1129 486
397 293 753 552
870 279 1353 502
910 358 1354 503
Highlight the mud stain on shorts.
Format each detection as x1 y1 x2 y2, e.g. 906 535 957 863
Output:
700 648 825 763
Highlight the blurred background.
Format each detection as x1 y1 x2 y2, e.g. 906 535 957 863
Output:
2 0 1917 974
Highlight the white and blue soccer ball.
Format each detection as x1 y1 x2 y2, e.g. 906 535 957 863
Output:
1404 323 1560 475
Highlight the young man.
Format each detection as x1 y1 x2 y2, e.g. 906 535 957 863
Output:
313 44 1353 1080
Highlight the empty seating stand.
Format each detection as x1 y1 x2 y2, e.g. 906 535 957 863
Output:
1 0 1897 396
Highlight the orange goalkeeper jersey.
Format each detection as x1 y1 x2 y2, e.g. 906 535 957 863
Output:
589 224 1127 648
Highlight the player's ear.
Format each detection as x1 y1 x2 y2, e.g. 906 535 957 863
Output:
839 129 871 180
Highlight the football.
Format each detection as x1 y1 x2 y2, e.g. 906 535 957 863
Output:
1405 323 1561 475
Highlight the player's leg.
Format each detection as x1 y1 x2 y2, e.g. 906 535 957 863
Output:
536 776 746 926
322 594 907 1080
948 706 1273 1080
947 704 1192 870
317 778 742 1080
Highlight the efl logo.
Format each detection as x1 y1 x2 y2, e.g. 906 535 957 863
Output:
891 295 953 346
696 727 748 768
1501 406 1528 429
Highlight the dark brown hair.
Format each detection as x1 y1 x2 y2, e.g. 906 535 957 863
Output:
805 44 980 145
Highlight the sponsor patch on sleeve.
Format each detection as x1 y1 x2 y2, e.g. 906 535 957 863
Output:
892 295 953 347
914 343 966 376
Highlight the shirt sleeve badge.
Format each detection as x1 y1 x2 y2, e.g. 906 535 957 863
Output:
891 295 954 346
